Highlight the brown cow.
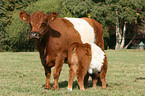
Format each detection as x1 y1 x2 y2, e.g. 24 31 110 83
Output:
19 11 104 90
67 42 108 91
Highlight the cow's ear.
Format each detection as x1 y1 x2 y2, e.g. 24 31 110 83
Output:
19 11 30 23
49 12 58 21
84 44 92 56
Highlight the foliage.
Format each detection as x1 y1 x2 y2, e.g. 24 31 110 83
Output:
62 0 94 17
1 0 145 51
4 0 68 51
1 50 145 95
0 0 38 28
62 0 145 49
0 0 38 51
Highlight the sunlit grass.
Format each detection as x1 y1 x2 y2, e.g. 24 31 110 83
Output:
0 50 145 96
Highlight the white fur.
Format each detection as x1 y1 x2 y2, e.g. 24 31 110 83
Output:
88 43 105 74
67 88 72 91
65 17 95 43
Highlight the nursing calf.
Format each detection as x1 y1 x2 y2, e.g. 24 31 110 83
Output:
67 42 108 91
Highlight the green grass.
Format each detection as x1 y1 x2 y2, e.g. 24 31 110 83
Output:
0 50 145 96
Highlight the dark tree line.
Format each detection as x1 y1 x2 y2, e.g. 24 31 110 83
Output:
0 0 145 51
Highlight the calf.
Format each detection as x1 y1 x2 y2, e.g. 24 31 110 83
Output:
67 42 108 91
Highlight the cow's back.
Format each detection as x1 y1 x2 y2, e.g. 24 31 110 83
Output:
64 17 95 43
63 17 104 50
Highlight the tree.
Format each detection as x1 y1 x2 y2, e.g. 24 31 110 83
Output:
5 0 66 51
62 0 145 49
105 0 144 49
0 0 38 51
62 0 110 48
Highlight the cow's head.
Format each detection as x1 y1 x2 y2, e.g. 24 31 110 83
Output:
19 11 58 39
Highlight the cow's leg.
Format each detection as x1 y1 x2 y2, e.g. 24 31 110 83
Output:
100 57 107 89
100 66 107 88
53 66 62 90
84 72 89 87
77 75 85 90
100 71 106 89
91 73 98 87
67 68 75 91
44 66 51 89
100 69 107 89
52 54 65 90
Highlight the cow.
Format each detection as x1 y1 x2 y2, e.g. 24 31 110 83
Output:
19 11 104 90
67 42 108 91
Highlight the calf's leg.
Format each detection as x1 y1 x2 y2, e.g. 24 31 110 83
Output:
77 75 85 90
67 68 75 91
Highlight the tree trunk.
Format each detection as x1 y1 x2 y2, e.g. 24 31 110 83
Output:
124 33 137 49
120 22 126 49
115 10 121 50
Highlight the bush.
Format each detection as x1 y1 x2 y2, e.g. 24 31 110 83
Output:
5 0 72 51
0 0 38 51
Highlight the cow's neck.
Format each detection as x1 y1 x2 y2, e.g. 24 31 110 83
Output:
36 29 51 66
36 30 50 52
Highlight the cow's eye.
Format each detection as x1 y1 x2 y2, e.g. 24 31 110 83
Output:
41 22 46 27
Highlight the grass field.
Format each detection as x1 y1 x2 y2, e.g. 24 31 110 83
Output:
0 50 145 96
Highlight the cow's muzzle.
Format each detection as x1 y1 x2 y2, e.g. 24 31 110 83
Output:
30 32 40 39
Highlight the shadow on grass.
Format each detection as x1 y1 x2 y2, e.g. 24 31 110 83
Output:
42 80 109 89
42 80 78 89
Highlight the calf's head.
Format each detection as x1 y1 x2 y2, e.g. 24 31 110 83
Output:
19 11 58 39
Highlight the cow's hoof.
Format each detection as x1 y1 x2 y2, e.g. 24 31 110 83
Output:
52 85 59 90
93 84 97 88
44 85 51 90
102 86 107 89
80 88 85 91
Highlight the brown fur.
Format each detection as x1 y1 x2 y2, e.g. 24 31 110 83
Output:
19 11 104 90
68 42 108 90
83 18 104 50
